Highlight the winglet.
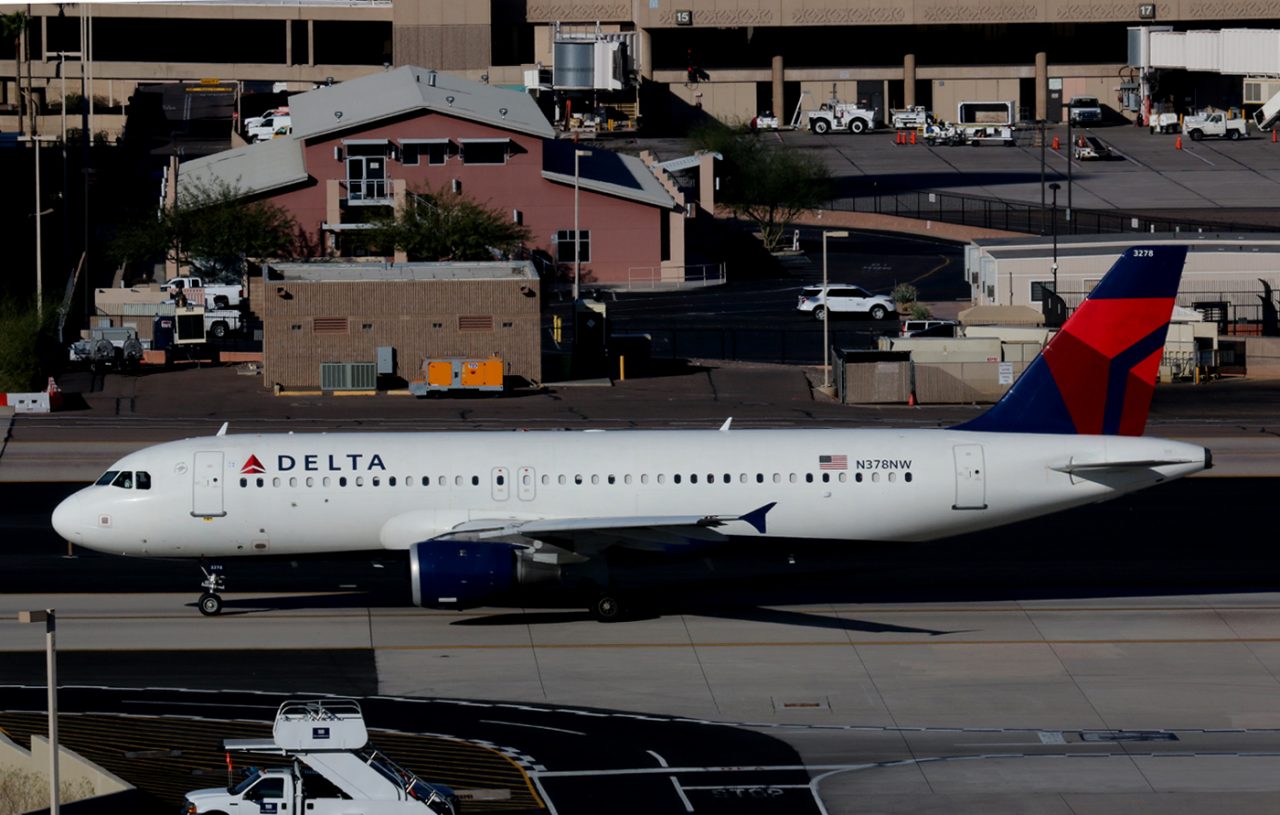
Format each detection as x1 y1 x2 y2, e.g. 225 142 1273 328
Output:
720 417 733 432
216 422 229 437
739 502 777 534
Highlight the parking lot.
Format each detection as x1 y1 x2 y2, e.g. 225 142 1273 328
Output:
771 121 1280 221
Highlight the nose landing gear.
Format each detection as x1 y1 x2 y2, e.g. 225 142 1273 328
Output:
198 563 226 616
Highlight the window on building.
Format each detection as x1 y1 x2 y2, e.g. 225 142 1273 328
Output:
402 140 449 166
555 230 590 264
1030 281 1054 302
460 139 509 165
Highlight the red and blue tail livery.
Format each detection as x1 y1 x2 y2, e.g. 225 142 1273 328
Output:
957 245 1188 436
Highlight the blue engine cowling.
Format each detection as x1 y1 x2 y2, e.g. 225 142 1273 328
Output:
410 540 519 609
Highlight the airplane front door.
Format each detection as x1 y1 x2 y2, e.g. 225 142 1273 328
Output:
192 451 227 517
952 444 987 510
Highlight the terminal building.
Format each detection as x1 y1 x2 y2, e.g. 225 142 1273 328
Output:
5 2 1280 139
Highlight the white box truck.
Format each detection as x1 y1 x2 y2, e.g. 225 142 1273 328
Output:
1253 89 1280 131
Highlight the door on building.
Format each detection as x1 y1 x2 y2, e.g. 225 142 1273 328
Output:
1047 78 1063 123
952 444 987 510
192 452 226 517
347 154 386 201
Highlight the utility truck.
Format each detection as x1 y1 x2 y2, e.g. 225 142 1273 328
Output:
181 699 459 815
890 106 931 129
1182 110 1247 140
807 88 879 134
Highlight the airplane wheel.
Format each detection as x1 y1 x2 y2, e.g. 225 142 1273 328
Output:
198 592 224 616
592 594 623 622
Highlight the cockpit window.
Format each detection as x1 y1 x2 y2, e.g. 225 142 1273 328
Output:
111 471 134 489
136 471 151 490
95 470 119 486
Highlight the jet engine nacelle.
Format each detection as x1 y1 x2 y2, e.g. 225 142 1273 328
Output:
409 540 560 609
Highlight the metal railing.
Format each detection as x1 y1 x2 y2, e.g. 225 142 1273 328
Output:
826 189 1274 235
625 263 726 290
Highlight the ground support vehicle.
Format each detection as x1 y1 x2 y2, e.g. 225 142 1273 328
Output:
1183 111 1247 140
890 106 930 129
923 123 968 146
1149 112 1180 134
1253 89 1280 131
1072 135 1113 160
161 276 244 309
68 327 143 372
247 113 292 142
964 125 1016 146
807 99 878 134
182 699 458 815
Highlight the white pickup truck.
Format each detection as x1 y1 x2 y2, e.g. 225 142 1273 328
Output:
161 276 244 309
1182 111 1247 141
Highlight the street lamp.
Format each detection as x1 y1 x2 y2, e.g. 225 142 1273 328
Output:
1049 182 1061 297
572 148 590 301
17 609 59 815
821 229 849 390
20 135 57 321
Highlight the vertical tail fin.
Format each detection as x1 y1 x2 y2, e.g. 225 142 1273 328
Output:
956 245 1187 436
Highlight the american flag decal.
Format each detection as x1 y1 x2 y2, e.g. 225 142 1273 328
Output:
819 454 848 470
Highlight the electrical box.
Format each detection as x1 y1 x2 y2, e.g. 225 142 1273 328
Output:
376 346 395 375
174 306 206 345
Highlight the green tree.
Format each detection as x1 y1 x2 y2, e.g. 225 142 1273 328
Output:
367 186 531 262
110 179 299 282
0 297 55 392
692 122 832 252
0 12 28 136
892 282 919 309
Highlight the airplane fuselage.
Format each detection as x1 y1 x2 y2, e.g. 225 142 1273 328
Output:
52 428 1207 559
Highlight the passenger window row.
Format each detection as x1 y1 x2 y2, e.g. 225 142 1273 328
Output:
236 470 914 489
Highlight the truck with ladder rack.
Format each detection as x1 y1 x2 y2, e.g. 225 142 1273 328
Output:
181 699 459 815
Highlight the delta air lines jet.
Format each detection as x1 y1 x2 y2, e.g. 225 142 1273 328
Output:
52 246 1209 619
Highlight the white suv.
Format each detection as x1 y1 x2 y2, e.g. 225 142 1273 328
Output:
797 285 896 321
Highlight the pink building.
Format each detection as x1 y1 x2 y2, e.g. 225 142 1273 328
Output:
176 66 693 288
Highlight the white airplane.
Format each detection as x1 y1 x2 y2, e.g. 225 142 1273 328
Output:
52 246 1209 620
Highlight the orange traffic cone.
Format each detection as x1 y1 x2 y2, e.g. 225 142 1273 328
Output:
1175 134 1183 150
1272 129 1277 143
910 130 916 145
908 391 917 407
1052 134 1060 150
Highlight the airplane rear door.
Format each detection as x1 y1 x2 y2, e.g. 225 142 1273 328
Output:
192 451 227 517
952 444 987 510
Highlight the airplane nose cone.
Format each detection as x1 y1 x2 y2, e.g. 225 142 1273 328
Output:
51 493 83 543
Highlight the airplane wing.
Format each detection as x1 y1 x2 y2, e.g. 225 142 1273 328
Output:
440 503 777 554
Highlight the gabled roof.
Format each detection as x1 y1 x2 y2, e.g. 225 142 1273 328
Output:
542 141 676 210
291 66 554 141
177 137 309 198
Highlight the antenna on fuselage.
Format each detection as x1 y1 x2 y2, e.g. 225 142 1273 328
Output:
719 417 732 432
216 422 229 437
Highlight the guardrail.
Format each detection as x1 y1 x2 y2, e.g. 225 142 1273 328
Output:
625 263 726 290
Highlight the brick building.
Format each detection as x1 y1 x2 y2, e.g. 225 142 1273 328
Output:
177 66 694 288
254 261 542 390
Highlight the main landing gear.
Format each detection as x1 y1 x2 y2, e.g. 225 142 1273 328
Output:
198 562 226 616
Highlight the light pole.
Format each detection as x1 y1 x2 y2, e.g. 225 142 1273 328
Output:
572 148 589 300
18 609 58 815
821 229 849 390
1049 182 1061 296
20 135 57 321
1038 119 1047 232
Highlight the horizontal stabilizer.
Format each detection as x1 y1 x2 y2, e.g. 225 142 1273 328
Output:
739 502 777 534
1052 458 1198 474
